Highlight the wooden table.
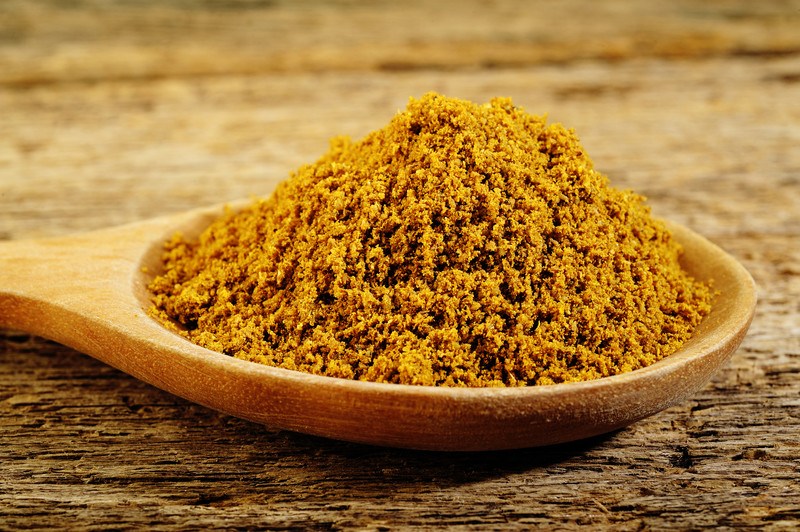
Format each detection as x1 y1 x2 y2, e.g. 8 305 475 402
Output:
2 1 798 528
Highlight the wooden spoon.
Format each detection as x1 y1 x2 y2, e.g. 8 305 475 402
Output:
0 201 756 451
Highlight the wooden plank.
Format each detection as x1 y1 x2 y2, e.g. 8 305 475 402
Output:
2 0 800 86
1 0 799 529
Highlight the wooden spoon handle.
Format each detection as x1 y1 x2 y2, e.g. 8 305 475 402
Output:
0 234 110 335
0 209 194 335
0 208 241 404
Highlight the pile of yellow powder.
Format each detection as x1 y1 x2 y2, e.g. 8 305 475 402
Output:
149 93 712 387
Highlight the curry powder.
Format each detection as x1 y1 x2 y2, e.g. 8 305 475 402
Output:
149 93 712 387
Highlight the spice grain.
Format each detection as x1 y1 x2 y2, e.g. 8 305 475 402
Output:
149 93 712 386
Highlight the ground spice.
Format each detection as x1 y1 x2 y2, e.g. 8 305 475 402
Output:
149 92 712 387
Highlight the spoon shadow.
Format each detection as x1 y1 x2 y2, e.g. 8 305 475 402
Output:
278 428 620 481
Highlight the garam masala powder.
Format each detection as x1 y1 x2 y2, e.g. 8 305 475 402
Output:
149 92 712 387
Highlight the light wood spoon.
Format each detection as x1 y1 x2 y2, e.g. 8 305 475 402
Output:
0 201 756 451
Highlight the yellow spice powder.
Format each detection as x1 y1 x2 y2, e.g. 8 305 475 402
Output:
149 92 712 387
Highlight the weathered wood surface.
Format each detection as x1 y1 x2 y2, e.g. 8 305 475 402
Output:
1 1 799 529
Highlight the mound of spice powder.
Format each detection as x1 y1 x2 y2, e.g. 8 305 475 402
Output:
149 93 712 387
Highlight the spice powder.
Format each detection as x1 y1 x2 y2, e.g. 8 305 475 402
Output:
149 93 712 387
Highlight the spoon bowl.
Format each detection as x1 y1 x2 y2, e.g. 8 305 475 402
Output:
0 200 756 451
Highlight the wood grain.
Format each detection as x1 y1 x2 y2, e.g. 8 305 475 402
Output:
1 0 799 529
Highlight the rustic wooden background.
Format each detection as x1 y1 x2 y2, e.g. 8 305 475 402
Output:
1 0 799 529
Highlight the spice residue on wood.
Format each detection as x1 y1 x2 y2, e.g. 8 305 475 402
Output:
149 93 712 387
